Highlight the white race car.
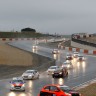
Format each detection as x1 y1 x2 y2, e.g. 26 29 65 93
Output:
62 61 73 69
10 77 25 91
47 66 60 75
22 70 39 80
77 55 85 62
52 49 60 54
73 52 79 58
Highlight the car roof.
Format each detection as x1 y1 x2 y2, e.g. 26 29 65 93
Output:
43 84 60 88
12 77 23 80
64 61 71 63
58 85 69 87
53 49 58 50
63 62 70 64
26 70 35 72
78 55 83 57
49 66 59 68
43 84 68 88
66 53 72 55
74 52 79 53
50 66 58 67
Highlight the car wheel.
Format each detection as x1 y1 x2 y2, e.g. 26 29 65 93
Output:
52 75 55 78
60 75 63 78
37 75 39 79
22 89 25 92
66 72 68 76
10 89 13 91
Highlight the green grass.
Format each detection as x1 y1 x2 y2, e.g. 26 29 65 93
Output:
0 31 46 38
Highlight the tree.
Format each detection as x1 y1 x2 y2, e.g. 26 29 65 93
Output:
21 27 36 33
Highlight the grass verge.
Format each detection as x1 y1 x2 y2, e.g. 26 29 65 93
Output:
78 83 96 96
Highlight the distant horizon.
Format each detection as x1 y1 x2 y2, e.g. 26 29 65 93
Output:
0 0 96 35
0 29 93 35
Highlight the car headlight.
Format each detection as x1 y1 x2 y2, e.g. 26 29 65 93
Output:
22 84 25 87
59 72 62 74
29 75 32 77
67 65 70 68
65 93 71 96
22 75 24 77
11 84 14 87
79 93 81 96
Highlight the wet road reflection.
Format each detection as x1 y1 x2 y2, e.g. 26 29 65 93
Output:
3 41 96 96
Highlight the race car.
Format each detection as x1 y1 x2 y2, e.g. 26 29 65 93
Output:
62 61 73 69
32 45 38 50
10 77 25 91
22 70 39 80
73 52 79 58
77 55 85 62
38 84 81 96
52 49 60 54
52 68 68 78
47 66 60 75
66 53 73 60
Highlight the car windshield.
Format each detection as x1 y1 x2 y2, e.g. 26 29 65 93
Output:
59 86 72 93
63 62 69 65
67 54 72 56
54 49 58 51
12 80 23 83
50 66 58 69
26 71 34 73
74 52 78 54
79 56 83 58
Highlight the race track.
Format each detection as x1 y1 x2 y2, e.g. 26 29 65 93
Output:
0 41 96 96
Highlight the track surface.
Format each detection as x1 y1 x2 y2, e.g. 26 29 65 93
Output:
0 41 96 96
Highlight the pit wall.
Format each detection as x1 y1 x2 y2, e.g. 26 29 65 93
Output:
64 33 96 55
71 41 96 50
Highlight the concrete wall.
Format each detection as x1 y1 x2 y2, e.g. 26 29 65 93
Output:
71 41 96 50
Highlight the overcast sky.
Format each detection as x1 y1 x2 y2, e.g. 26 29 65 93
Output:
0 0 96 35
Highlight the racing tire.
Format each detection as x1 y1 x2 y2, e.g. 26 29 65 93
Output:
10 89 13 91
66 72 68 76
37 75 39 79
52 75 55 78
22 89 25 92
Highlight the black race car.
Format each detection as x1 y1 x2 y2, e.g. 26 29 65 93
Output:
66 53 73 60
52 68 68 78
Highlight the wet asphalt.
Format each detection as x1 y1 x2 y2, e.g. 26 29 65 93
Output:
0 41 96 96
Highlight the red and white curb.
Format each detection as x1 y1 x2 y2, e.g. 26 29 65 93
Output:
0 38 65 43
58 45 96 55
0 38 45 41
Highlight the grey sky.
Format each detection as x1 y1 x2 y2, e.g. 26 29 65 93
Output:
0 0 96 34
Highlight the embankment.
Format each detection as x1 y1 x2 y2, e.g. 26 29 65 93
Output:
0 41 55 79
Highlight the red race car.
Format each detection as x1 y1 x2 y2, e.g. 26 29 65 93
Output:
38 84 81 96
